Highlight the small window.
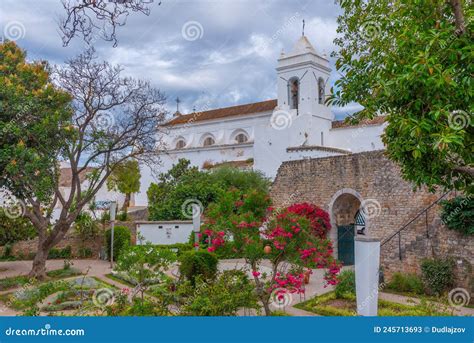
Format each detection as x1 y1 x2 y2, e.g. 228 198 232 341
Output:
175 139 186 149
318 78 325 105
289 77 299 110
235 133 248 144
203 136 215 147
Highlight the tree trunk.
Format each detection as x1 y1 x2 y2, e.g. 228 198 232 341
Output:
29 241 49 279
250 260 272 316
450 0 466 35
122 193 131 212
28 222 68 279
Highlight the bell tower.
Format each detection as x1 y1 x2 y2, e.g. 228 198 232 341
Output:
276 34 332 120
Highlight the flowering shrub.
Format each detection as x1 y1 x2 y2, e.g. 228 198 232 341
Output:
286 203 331 238
201 193 341 315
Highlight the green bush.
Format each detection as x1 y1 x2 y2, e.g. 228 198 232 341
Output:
0 210 36 246
74 212 100 241
48 246 72 259
147 159 271 221
179 250 218 285
335 270 355 299
208 166 270 193
153 243 193 257
105 226 131 261
78 247 93 258
117 211 128 221
386 272 425 294
421 258 455 295
440 196 473 235
2 243 13 258
181 270 259 316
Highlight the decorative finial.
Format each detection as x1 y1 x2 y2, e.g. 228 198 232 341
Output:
302 19 305 36
175 96 181 113
192 106 196 113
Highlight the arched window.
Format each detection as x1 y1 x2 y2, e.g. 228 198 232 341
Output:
288 77 299 110
318 78 325 105
234 133 248 144
175 139 186 149
202 136 215 147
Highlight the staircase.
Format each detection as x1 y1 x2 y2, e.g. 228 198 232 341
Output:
380 191 452 262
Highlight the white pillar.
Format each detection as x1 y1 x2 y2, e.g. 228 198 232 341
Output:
355 236 380 316
192 204 201 251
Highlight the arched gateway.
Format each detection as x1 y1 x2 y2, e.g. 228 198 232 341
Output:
328 188 367 265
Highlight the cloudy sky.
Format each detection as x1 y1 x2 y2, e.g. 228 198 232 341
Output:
0 0 361 119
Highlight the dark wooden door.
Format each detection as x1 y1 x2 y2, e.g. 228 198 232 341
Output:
337 225 355 265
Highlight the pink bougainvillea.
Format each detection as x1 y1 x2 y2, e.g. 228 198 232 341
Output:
286 202 331 238
201 193 340 315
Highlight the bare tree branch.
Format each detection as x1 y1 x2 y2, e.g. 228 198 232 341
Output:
59 0 158 47
25 48 167 277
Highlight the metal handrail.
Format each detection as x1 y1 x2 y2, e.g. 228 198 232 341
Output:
381 191 452 247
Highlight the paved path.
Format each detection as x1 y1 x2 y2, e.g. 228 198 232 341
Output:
0 259 112 280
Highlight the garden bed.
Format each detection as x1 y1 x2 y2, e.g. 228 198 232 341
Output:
0 267 82 291
0 276 115 315
295 291 451 316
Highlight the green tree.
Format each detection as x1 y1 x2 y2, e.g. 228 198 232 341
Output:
147 159 220 220
330 0 473 194
0 41 72 205
0 43 166 278
107 159 141 211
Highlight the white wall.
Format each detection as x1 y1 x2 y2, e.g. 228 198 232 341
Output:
136 221 194 245
327 124 386 153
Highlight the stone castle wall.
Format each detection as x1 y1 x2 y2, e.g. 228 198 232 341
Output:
270 150 473 289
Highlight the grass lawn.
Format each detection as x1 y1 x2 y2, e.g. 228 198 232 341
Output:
0 267 82 291
382 288 474 309
295 291 451 316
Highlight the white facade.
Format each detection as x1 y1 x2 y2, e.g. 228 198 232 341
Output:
136 35 386 206
136 221 194 245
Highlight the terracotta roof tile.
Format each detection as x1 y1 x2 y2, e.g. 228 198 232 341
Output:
331 116 386 129
164 99 277 126
202 159 254 170
59 167 96 187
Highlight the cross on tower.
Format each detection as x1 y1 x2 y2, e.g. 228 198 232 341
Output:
302 19 305 36
175 97 181 113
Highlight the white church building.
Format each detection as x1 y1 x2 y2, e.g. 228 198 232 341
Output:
135 35 386 206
